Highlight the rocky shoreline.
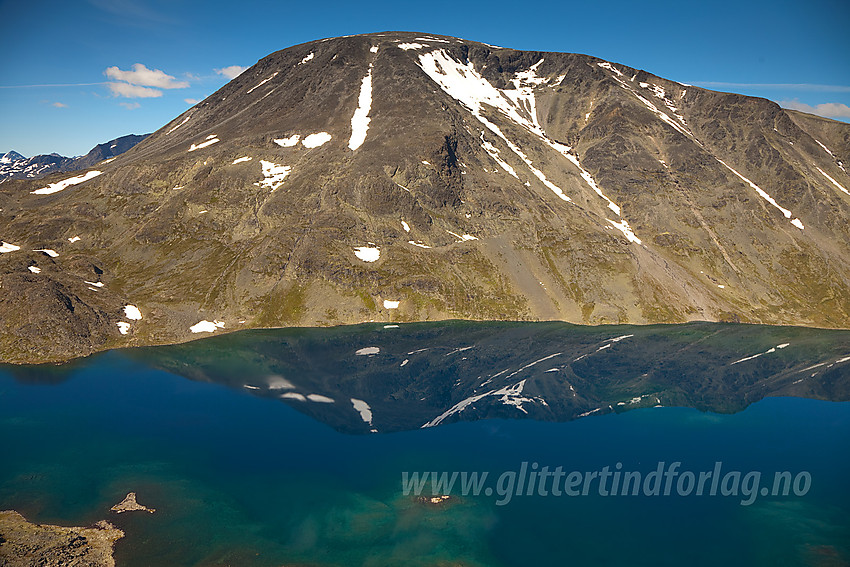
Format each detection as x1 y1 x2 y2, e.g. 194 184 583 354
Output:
0 510 123 567
0 493 155 566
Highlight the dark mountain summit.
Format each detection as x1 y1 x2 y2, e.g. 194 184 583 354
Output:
1 32 849 363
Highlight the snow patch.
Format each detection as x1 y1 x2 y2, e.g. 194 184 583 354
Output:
28 266 41 274
447 230 478 242
274 135 300 147
351 398 373 425
307 394 334 403
68 236 81 243
32 170 102 195
348 65 373 150
596 61 624 77
302 132 332 148
356 346 380 356
34 249 58 257
354 246 380 262
607 219 642 244
123 305 142 320
232 156 252 164
401 220 410 232
299 53 314 65
281 392 307 401
398 42 426 50
190 320 225 333
117 322 131 335
383 299 400 309
254 160 291 191
188 137 219 152
0 242 20 253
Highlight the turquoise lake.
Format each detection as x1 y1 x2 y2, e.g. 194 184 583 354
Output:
1 321 849 566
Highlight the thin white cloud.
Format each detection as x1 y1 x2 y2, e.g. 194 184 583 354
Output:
215 66 248 80
184 98 201 104
691 82 850 93
88 0 172 26
120 102 141 109
779 99 850 119
0 82 106 89
51 102 67 108
104 63 189 89
107 82 162 98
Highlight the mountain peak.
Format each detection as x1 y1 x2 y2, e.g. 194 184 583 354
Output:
1 34 849 363
0 151 25 164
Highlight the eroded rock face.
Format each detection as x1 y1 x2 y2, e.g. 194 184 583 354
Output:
0 510 123 567
1 32 849 364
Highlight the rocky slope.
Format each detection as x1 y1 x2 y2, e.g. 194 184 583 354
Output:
1 32 849 363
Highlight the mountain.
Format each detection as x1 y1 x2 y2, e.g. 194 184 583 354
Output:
0 152 70 180
0 134 148 181
0 151 25 164
1 32 849 363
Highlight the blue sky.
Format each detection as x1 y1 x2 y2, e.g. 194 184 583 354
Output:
1 0 848 157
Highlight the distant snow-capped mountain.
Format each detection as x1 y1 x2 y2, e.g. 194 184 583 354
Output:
0 151 25 165
0 134 148 181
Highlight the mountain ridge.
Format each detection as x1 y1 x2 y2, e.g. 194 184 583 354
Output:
0 134 149 181
1 31 849 364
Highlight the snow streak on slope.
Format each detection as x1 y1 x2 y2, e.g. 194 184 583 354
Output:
598 63 693 140
416 49 642 238
422 379 544 427
816 167 849 195
597 60 804 232
480 135 518 177
717 160 804 230
247 72 278 94
607 219 642 244
31 170 102 195
348 63 373 150
416 50 573 203
188 136 219 152
165 115 191 135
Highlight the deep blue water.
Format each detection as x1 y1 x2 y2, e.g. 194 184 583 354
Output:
1 343 849 566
